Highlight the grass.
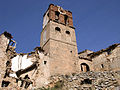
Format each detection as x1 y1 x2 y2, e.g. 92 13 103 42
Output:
37 80 64 90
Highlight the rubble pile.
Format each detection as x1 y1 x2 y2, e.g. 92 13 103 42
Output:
44 71 120 90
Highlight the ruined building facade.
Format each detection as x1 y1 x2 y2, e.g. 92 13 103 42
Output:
0 4 120 89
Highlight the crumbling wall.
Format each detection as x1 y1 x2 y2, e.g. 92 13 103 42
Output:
108 45 120 71
77 44 120 72
40 71 120 90
0 32 14 88
91 44 120 71
0 32 51 89
45 4 73 28
92 52 110 71
35 53 50 88
0 4 120 89
78 49 93 58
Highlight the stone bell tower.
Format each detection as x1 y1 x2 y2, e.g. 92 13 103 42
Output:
40 4 78 75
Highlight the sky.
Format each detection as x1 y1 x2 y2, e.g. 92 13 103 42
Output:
0 0 120 53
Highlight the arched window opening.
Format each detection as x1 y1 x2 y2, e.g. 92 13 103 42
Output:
55 11 60 21
66 31 70 35
55 27 61 32
64 15 68 25
101 64 104 68
81 63 90 72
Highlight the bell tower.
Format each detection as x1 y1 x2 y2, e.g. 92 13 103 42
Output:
40 4 78 75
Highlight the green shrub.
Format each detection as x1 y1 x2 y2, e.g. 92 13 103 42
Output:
37 80 64 90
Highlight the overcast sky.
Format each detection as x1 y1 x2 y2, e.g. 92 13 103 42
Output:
0 0 120 53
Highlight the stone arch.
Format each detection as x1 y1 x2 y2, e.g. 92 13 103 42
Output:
81 63 90 72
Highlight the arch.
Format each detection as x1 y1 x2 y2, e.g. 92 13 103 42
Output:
55 11 60 21
81 63 90 72
64 15 68 25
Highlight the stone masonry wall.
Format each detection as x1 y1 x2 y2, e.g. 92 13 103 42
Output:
42 71 120 90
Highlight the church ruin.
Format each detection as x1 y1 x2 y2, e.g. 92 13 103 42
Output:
0 4 120 89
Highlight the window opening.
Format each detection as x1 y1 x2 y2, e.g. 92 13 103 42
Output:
81 63 90 72
66 31 70 35
20 75 31 88
1 80 10 87
101 64 104 68
55 11 60 21
81 79 92 85
64 15 68 25
44 61 47 64
55 27 61 32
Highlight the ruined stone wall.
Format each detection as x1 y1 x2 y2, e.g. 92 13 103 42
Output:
92 52 109 71
41 71 120 90
92 44 120 71
78 50 93 58
0 33 51 89
0 33 11 87
47 4 73 27
108 46 120 71
0 4 120 90
77 44 120 72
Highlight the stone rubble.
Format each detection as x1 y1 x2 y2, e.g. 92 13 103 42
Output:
45 71 120 90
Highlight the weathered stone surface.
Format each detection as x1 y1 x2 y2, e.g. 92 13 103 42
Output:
0 4 120 90
43 71 120 90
